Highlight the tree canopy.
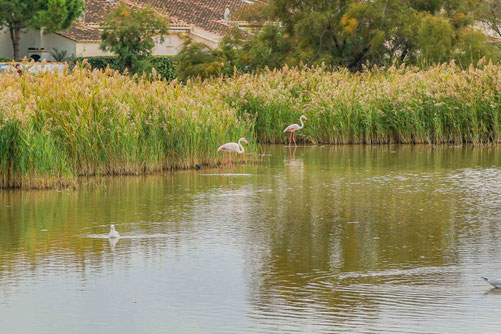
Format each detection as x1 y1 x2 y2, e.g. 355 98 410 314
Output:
100 2 169 73
174 39 224 82
250 0 499 69
177 0 500 79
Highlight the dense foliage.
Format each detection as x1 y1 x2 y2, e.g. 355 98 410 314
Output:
100 2 169 74
176 0 501 79
174 40 224 82
71 56 176 80
0 62 499 188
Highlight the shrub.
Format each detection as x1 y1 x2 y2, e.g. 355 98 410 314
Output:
70 56 175 80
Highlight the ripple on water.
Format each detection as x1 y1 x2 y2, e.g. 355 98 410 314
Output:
1 146 501 334
84 234 172 239
247 264 500 333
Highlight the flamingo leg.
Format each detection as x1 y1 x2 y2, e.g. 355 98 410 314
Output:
293 131 297 147
222 152 229 174
289 131 292 147
230 153 233 175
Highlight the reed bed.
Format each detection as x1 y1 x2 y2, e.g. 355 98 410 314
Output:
0 61 499 188
0 65 251 188
227 61 500 145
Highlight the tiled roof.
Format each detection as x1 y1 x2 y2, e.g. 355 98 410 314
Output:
56 0 248 42
130 0 246 34
57 22 102 42
83 0 116 25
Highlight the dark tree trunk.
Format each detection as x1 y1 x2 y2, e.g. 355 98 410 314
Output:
400 48 408 62
348 47 370 71
9 25 21 61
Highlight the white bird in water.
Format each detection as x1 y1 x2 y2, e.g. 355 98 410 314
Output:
482 276 501 288
108 224 120 238
217 137 248 174
283 115 307 147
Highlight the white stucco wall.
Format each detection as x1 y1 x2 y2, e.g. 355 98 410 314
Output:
0 29 77 60
75 43 112 57
0 29 42 59
74 29 222 58
153 33 185 55
152 29 222 56
189 27 221 49
0 29 13 58
1 26 223 60
43 34 77 56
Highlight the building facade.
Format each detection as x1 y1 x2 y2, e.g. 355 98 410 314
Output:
0 0 250 60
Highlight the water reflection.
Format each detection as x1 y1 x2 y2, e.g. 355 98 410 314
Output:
108 236 120 249
0 145 500 333
288 145 297 161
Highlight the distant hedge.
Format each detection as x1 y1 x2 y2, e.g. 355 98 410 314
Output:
71 56 176 80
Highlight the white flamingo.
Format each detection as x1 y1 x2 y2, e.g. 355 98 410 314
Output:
108 224 120 238
283 115 307 147
217 137 248 174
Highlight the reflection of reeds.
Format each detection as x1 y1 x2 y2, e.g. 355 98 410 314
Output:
0 62 499 188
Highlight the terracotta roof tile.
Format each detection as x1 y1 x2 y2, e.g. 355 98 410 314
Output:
57 22 102 42
127 0 247 34
83 0 116 25
59 0 249 42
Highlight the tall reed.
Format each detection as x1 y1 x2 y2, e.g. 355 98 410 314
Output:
0 61 499 188
228 62 500 145
0 66 251 188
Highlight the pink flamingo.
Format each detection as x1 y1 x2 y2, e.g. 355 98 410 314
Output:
217 137 248 174
283 115 307 147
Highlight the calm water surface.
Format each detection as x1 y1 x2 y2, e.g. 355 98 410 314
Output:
1 145 500 333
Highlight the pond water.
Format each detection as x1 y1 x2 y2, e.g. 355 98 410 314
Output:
1 145 500 333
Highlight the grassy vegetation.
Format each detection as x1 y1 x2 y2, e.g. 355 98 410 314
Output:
229 62 500 145
0 61 499 188
0 64 252 188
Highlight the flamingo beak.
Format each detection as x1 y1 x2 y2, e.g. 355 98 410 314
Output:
244 139 249 145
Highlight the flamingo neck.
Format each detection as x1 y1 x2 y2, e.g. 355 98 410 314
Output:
299 116 305 129
238 139 245 154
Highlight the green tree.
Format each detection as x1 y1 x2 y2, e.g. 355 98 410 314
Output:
0 0 85 60
219 25 292 72
100 2 169 73
454 28 501 66
231 0 496 70
178 0 498 78
174 39 224 82
417 15 455 63
254 0 422 70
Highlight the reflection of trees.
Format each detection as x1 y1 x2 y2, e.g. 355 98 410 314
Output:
0 173 234 288
244 145 500 329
